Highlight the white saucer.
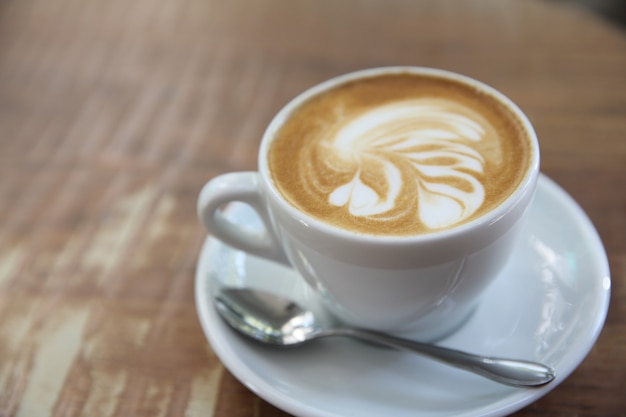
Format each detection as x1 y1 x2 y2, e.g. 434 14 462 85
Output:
195 174 610 417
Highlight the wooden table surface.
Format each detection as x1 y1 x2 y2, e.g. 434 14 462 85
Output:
1 0 624 415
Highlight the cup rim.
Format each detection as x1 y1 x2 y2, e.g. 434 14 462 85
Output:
258 66 540 243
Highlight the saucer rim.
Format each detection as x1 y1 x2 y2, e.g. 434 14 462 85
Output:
194 173 611 417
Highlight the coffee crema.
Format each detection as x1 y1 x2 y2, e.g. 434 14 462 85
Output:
268 72 532 236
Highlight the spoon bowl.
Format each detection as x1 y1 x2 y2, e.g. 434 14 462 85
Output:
215 287 556 387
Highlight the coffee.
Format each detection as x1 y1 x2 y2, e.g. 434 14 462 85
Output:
268 71 532 236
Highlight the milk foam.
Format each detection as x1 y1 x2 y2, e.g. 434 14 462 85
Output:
269 73 530 236
324 99 490 229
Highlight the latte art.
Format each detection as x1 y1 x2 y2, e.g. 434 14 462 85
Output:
269 72 531 236
320 99 493 229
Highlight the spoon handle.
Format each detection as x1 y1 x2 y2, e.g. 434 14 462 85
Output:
332 328 555 387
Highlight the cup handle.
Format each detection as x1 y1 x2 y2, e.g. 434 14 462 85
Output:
197 172 289 265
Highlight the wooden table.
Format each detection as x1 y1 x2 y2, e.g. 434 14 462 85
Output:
0 0 624 415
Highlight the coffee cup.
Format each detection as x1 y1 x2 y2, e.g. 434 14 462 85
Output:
198 67 539 340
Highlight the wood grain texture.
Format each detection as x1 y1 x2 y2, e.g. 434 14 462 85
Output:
0 0 624 416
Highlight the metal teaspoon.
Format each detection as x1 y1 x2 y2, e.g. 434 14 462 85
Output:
214 288 556 387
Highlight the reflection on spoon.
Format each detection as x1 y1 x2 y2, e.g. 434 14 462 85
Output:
214 288 556 388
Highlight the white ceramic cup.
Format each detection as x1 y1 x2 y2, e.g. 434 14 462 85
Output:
198 67 539 340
